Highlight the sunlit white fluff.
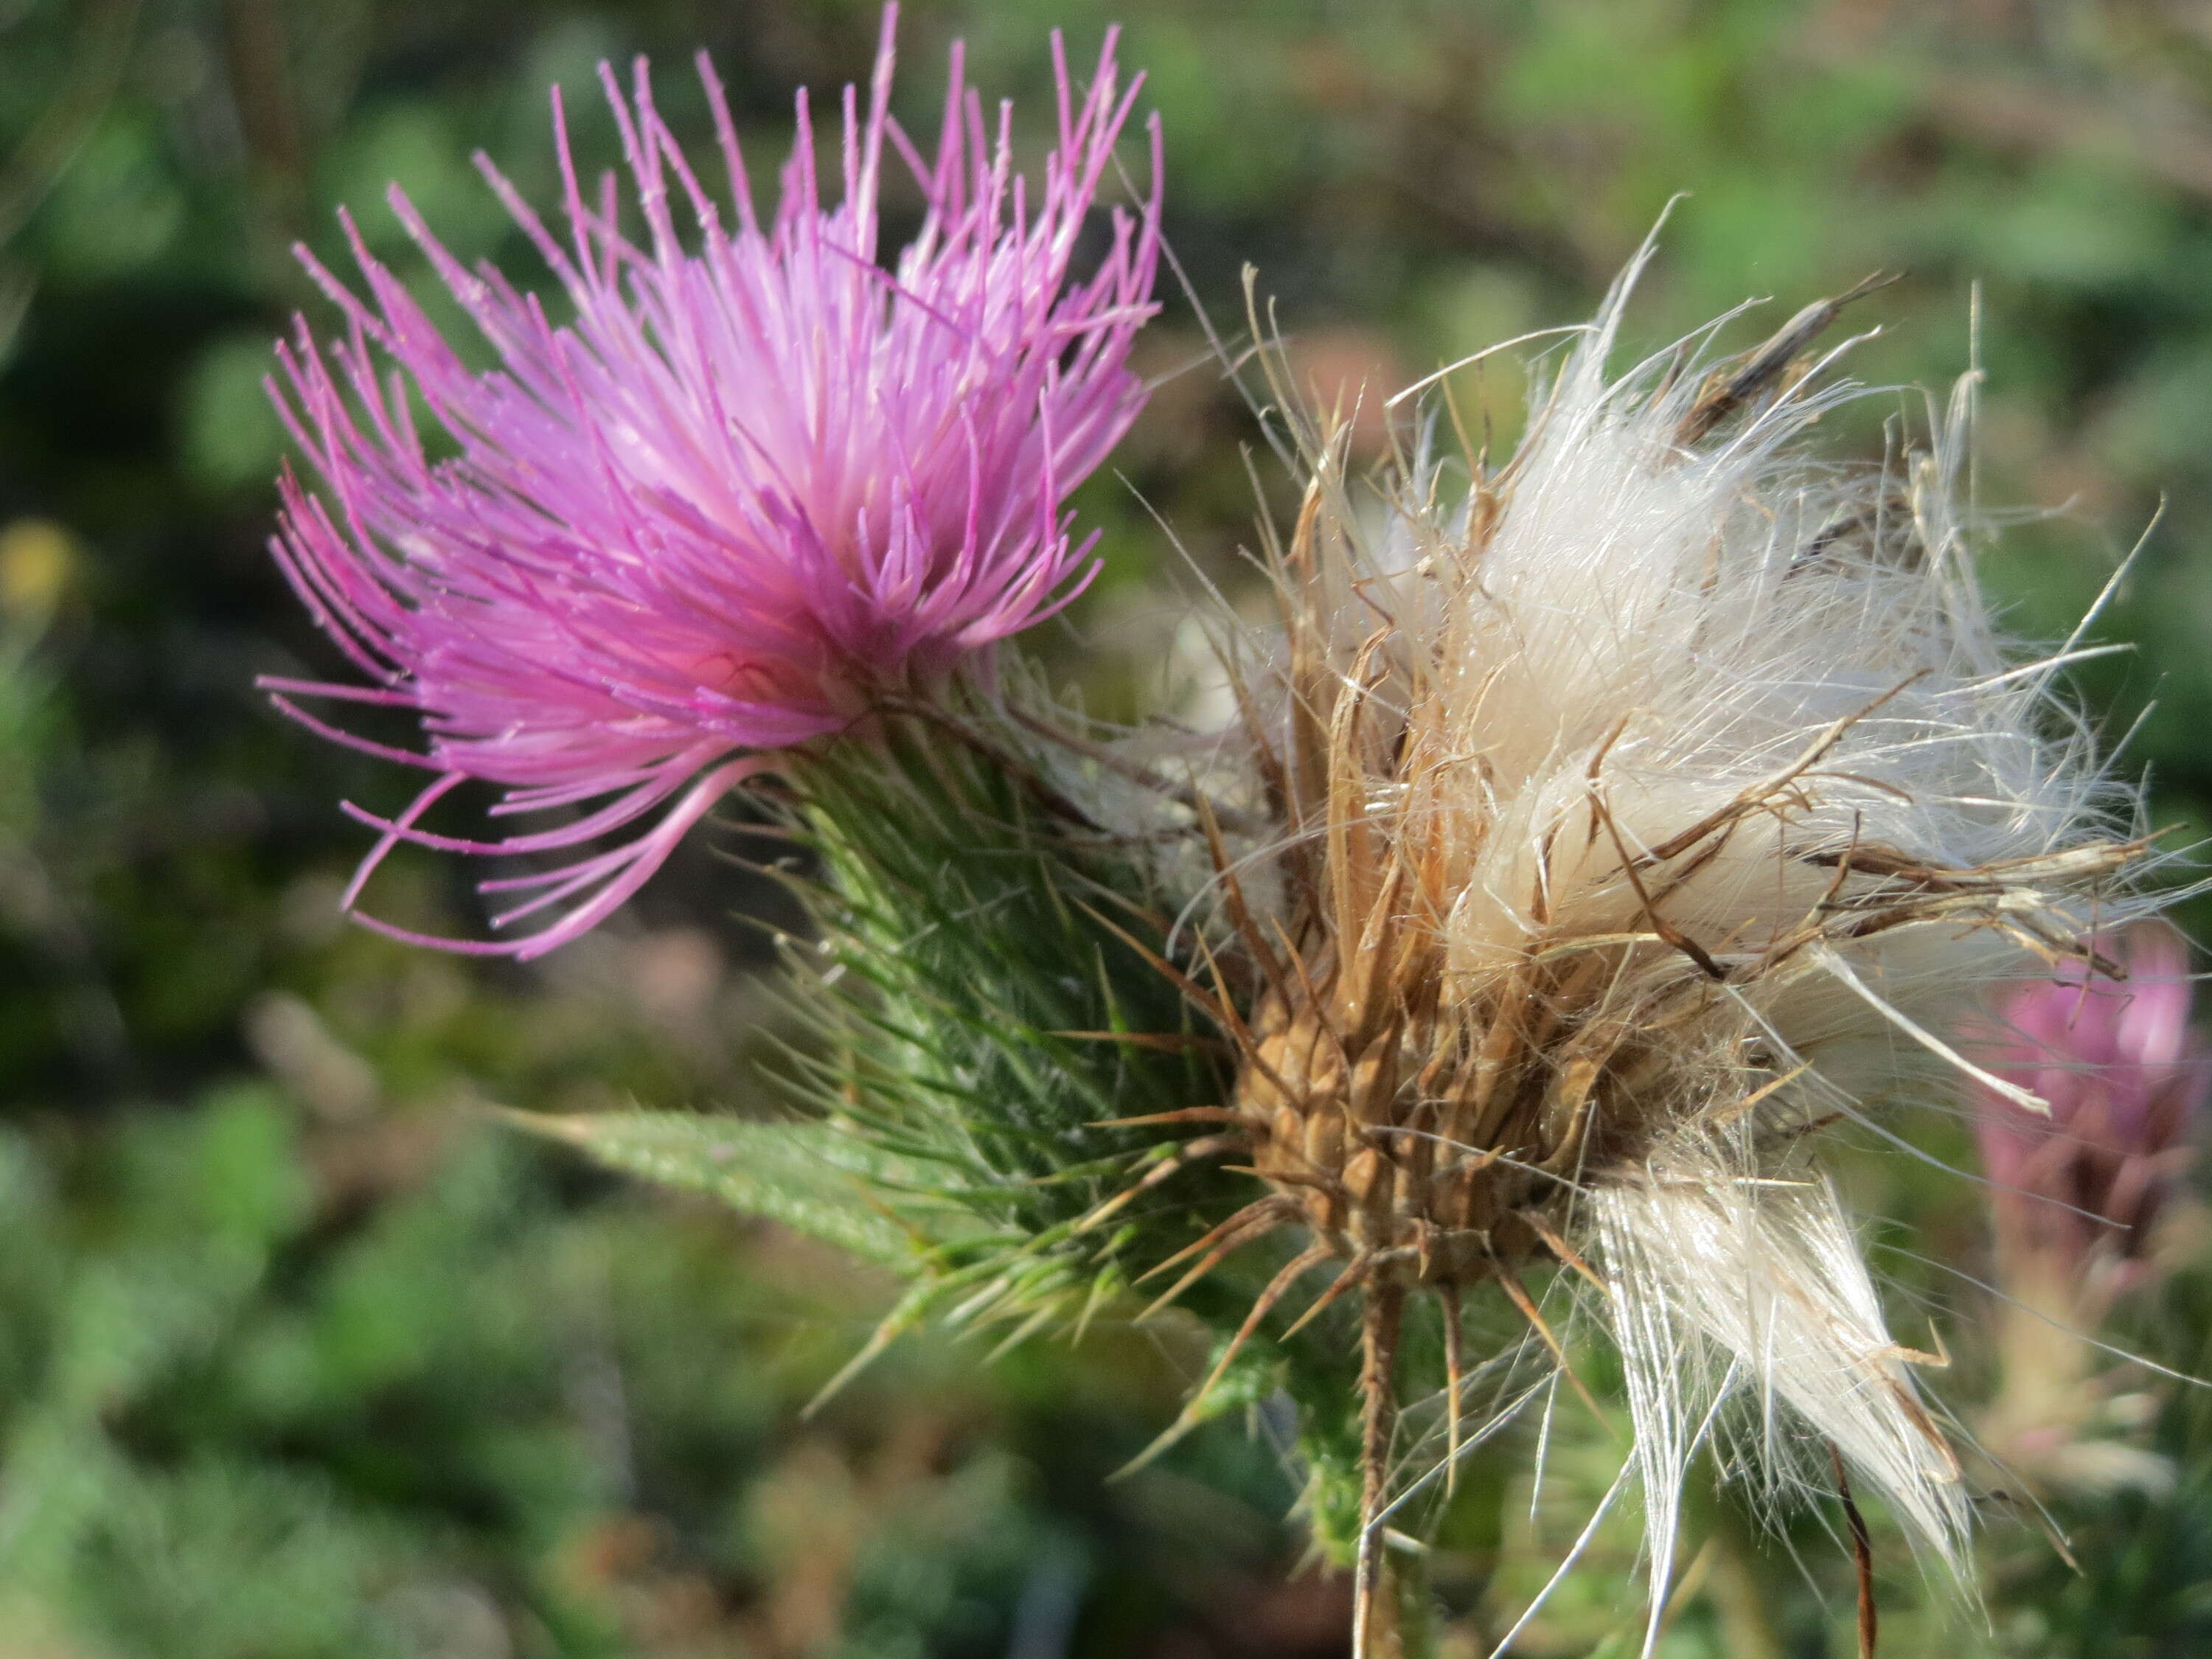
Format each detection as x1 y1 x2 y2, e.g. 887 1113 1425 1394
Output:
1593 1159 1965 1622
1193 235 2159 1652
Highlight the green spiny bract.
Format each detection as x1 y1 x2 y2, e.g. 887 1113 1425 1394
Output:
785 693 1242 1349
530 681 1374 1470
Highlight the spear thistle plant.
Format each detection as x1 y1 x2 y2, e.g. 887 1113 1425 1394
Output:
260 18 2188 1655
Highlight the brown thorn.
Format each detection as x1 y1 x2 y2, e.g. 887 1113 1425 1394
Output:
1193 785 1288 991
1882 1375 1962 1481
1798 768 1915 804
1074 1134 1247 1234
1133 1199 1295 1319
1282 493 1336 818
1537 1051 1609 1175
1188 926 1260 1049
1051 1029 1231 1054
1186 1244 1333 1418
1060 872 1183 939
1582 711 1637 848
1495 1262 1607 1425
1642 673 1930 867
1069 897 1307 1116
1068 897 1235 1028
1270 918 1346 1071
1517 1209 1609 1295
1830 1443 1878 1659
1324 628 1395 962
1806 813 1865 927
1279 1252 1369 1341
1530 817 1560 928
1705 1061 1813 1131
1339 855 1411 1044
1133 1193 1293 1284
1091 1106 1248 1130
1592 790 1726 981
1641 814 1739 912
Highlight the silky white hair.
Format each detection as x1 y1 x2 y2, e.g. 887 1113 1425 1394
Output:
1203 229 2164 1652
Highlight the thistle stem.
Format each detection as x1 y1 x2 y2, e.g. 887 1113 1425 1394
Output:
1354 1284 1407 1659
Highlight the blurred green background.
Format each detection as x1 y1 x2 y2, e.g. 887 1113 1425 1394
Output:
7 1 2212 1654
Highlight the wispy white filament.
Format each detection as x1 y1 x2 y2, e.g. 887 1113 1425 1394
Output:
1592 1156 1969 1583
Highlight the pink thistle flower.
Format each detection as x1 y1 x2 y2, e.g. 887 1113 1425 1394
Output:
1973 925 2206 1290
262 5 1161 957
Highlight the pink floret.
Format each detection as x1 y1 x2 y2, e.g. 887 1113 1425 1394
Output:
263 5 1161 957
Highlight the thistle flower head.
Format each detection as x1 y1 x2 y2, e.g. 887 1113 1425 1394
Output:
262 6 1161 956
1166 246 2162 1646
1975 924 2204 1288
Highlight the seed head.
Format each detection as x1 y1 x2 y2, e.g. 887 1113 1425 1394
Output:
1175 246 2161 1644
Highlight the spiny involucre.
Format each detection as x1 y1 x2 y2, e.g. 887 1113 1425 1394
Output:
262 5 1161 956
1165 246 2168 1651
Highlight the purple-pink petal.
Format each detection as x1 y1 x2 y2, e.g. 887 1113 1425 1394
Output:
264 4 1161 956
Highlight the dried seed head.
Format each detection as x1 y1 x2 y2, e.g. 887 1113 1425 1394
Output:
1184 245 2166 1638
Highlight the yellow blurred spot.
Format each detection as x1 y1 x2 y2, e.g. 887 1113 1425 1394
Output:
0 518 78 628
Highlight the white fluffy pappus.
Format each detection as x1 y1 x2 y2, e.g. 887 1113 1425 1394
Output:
1179 238 2167 1652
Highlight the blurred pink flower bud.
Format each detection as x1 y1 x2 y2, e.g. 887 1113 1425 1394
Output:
1974 925 2205 1287
261 6 1161 957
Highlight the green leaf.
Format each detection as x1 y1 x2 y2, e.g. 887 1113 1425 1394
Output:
509 1111 922 1267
